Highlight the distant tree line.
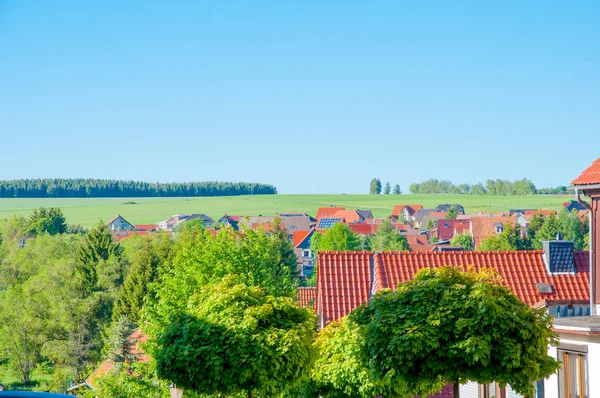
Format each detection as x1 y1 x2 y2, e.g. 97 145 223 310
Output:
0 178 278 198
408 178 567 196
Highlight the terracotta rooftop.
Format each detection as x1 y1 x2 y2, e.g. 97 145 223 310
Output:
572 158 600 185
349 223 379 235
297 287 316 309
293 230 312 247
391 204 423 216
470 216 514 247
316 207 345 220
317 251 590 325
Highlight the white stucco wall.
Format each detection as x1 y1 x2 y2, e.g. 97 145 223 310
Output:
545 333 600 398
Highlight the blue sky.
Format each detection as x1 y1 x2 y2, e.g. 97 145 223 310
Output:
0 1 598 194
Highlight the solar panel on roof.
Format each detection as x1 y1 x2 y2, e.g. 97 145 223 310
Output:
318 218 341 229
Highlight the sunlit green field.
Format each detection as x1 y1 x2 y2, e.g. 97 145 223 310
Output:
0 194 570 227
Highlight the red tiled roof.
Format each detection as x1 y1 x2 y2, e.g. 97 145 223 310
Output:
316 207 345 220
349 223 379 235
293 230 312 247
135 224 157 232
428 212 448 218
297 287 316 309
404 234 429 251
317 252 374 325
317 251 590 325
332 209 362 224
470 216 514 247
113 231 151 242
391 204 423 216
572 158 600 185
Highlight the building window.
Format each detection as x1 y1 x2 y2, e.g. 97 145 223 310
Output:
303 249 311 258
558 350 588 398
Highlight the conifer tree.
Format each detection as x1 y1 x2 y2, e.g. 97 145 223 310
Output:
113 238 159 324
75 221 122 295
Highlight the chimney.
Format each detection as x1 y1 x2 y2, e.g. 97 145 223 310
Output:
571 157 600 315
543 239 575 274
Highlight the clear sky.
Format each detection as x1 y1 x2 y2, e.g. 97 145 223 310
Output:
1 1 598 194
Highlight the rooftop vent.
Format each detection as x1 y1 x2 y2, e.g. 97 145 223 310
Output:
543 240 575 274
536 282 554 294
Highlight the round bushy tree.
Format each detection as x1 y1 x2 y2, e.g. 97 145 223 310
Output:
351 267 560 397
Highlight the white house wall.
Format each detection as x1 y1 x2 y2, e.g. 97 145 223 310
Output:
545 334 600 398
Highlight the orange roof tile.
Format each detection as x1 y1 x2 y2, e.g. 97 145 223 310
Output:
470 216 514 246
391 204 423 216
316 207 345 220
135 224 157 231
113 231 151 242
297 287 316 309
317 251 590 325
331 209 362 224
349 223 378 235
293 230 312 247
572 158 600 185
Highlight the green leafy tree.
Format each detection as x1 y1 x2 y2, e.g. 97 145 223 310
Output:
351 267 560 397
450 232 474 251
479 223 531 251
425 219 436 230
369 178 382 195
310 317 391 398
310 223 360 253
151 276 316 398
383 182 391 195
370 220 410 252
28 207 67 236
392 184 401 195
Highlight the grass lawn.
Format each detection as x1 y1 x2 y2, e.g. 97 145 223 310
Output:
0 194 571 227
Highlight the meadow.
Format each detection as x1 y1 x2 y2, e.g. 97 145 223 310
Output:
0 194 571 227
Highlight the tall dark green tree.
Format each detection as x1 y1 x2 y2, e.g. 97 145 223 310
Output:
105 315 138 366
28 207 67 236
383 182 391 195
392 184 401 195
75 221 122 295
369 178 382 195
113 237 161 324
446 206 458 219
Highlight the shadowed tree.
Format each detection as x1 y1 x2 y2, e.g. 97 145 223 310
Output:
351 267 560 398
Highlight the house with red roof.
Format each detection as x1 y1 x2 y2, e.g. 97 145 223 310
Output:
315 245 591 397
437 218 471 242
293 229 316 278
391 204 423 222
469 215 515 248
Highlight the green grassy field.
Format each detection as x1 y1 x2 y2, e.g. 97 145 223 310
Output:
0 194 572 227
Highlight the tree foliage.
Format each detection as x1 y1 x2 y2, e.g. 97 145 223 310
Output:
28 207 67 236
370 220 410 252
310 223 361 253
383 182 391 195
351 267 560 397
113 235 172 324
75 221 123 294
310 317 390 398
392 184 401 195
479 223 531 251
408 178 539 196
446 206 458 219
369 178 382 195
0 178 277 198
152 277 316 397
450 232 474 251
